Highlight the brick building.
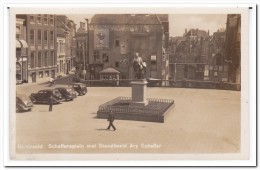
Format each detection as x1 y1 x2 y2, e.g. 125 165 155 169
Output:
88 14 169 82
17 14 57 83
56 15 77 76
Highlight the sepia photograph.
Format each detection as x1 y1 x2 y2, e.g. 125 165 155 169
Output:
5 4 255 165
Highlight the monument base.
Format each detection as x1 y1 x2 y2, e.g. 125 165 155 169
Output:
131 79 148 106
130 100 148 107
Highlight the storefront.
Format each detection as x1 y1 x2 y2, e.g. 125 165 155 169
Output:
16 39 28 84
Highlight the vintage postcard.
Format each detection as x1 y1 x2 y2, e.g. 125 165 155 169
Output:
4 4 255 166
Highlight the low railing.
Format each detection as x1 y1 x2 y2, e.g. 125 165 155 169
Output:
98 97 174 116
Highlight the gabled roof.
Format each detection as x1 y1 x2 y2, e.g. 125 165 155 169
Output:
99 67 120 74
90 14 161 25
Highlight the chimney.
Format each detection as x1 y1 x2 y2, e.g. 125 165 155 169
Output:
208 30 209 36
185 28 187 35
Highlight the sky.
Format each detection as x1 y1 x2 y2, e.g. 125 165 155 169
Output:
66 14 227 37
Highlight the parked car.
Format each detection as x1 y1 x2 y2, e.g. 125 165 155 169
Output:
55 87 77 101
30 89 63 104
16 94 33 112
71 83 87 96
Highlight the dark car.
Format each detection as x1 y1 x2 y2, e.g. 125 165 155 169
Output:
55 87 77 101
16 94 33 112
71 83 87 96
30 89 63 104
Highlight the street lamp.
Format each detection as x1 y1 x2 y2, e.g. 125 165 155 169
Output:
85 18 89 71
81 42 86 80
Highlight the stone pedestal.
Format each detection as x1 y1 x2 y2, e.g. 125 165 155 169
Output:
131 79 148 107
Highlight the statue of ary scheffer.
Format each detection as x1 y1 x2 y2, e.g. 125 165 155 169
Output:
133 53 146 80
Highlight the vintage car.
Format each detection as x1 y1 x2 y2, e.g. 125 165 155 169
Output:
71 83 87 96
16 94 34 112
30 89 63 104
55 87 77 101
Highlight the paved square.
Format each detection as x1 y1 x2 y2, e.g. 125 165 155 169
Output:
15 85 240 154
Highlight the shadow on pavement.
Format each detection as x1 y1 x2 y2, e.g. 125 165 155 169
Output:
96 128 109 131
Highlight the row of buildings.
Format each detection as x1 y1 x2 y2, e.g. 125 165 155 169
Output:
168 14 241 87
16 14 240 88
16 14 77 83
16 14 169 85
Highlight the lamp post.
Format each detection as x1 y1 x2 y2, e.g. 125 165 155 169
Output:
81 42 86 80
85 18 89 73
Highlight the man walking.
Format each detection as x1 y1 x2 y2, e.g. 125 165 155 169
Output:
49 96 54 112
107 109 116 131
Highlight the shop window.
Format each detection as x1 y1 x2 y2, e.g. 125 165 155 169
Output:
45 71 50 77
39 71 43 78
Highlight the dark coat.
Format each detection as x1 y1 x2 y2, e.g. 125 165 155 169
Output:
107 112 115 122
49 96 54 106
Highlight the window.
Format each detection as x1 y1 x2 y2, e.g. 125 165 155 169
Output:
30 15 35 23
94 50 100 62
39 71 43 78
115 40 120 47
37 30 42 45
151 55 157 65
102 53 109 62
50 31 54 44
37 15 41 24
44 30 48 45
50 51 54 66
37 52 42 67
49 15 54 25
45 71 50 77
43 14 48 25
44 51 48 67
30 30 35 45
115 62 119 67
30 52 35 68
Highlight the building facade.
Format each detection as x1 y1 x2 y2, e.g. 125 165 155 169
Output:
16 17 29 84
207 29 229 82
225 14 241 85
17 14 57 83
169 29 210 82
75 22 88 78
88 14 169 82
56 15 77 76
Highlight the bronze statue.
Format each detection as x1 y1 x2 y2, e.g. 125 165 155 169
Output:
133 53 146 79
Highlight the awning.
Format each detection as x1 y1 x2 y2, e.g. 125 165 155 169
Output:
16 39 28 48
19 39 28 48
16 40 21 48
